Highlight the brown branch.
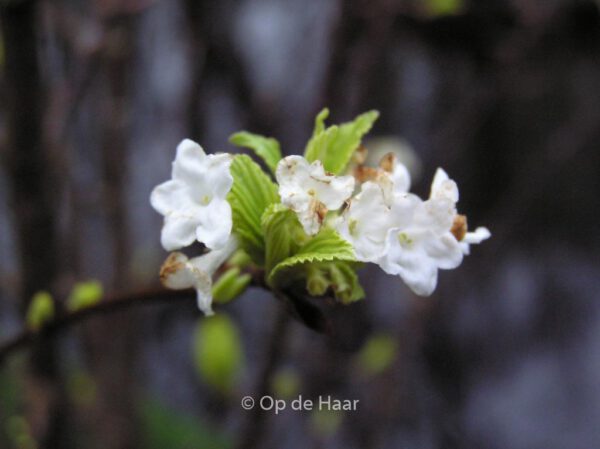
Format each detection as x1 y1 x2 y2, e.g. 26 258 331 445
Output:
0 288 198 365
0 261 269 366
235 299 292 449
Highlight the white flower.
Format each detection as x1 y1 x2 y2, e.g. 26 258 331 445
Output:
160 236 238 315
150 139 233 251
377 168 464 296
379 168 493 295
379 218 463 296
335 182 392 262
276 155 355 235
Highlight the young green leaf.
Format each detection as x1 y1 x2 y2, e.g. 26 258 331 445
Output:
229 131 282 175
26 291 55 330
261 203 307 276
212 267 252 304
304 109 379 174
268 227 356 287
227 154 279 265
66 280 103 312
306 261 365 304
311 108 330 137
192 315 243 395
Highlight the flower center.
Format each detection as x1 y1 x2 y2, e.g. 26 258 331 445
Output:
199 194 212 206
397 232 413 247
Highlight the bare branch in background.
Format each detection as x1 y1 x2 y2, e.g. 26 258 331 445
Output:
0 1 69 448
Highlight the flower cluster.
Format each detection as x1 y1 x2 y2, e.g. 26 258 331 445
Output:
151 109 490 315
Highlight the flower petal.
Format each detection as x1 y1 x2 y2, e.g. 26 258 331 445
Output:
379 229 438 296
430 168 459 203
422 231 463 270
464 226 491 244
391 160 411 194
194 199 233 250
160 214 200 251
150 180 189 216
159 237 238 316
305 160 355 210
336 182 391 261
172 139 207 184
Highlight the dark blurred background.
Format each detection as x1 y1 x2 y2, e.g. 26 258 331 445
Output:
1 0 600 448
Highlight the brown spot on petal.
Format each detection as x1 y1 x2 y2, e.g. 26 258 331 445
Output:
451 214 468 241
354 165 379 183
312 200 328 224
159 253 186 285
379 152 396 173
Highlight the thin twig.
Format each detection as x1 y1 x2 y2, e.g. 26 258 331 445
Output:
235 300 291 449
0 288 195 365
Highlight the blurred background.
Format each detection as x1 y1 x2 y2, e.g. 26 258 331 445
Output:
1 0 600 448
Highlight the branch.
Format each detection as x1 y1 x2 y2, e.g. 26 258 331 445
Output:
235 301 291 449
0 288 199 365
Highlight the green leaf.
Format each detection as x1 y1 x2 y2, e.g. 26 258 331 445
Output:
261 203 307 277
66 280 103 312
306 261 365 304
355 334 397 376
304 109 379 174
26 291 55 330
192 315 243 395
229 131 282 175
227 249 252 269
311 108 330 137
212 267 252 304
268 227 356 288
227 154 279 265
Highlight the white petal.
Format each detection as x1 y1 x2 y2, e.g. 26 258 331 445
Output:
172 139 207 184
159 237 238 316
276 155 311 188
336 182 391 261
195 199 233 250
150 180 189 216
379 229 438 296
191 233 238 275
160 252 197 290
422 231 463 270
430 168 459 203
415 198 456 235
203 153 234 199
305 160 355 210
389 193 421 229
160 214 200 251
463 226 491 244
460 226 491 255
391 161 411 194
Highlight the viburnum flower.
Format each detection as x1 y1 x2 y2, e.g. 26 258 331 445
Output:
334 181 391 262
377 168 489 295
150 139 233 251
336 153 416 262
276 155 355 235
159 237 238 315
